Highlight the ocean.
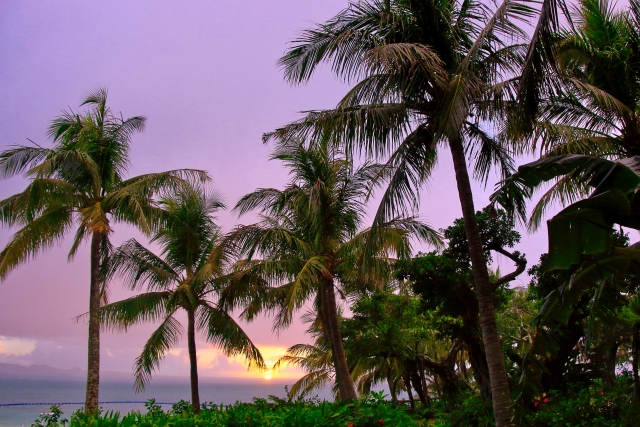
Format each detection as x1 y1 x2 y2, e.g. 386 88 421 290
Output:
0 377 332 427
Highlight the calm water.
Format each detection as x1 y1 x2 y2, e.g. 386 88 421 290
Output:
0 377 331 427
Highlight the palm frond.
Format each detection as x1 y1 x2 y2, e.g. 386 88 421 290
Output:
264 104 414 160
276 256 330 329
133 314 182 392
109 239 180 291
569 78 633 119
196 302 265 369
278 0 416 84
490 154 617 223
464 121 515 184
0 146 54 179
0 207 73 280
287 370 333 400
100 292 172 331
105 169 210 234
527 173 592 231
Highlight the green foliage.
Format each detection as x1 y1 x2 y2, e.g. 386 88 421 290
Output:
32 405 68 427
343 292 430 361
525 385 631 427
143 399 163 417
496 287 536 364
35 395 425 427
443 207 520 265
396 207 521 339
170 400 194 416
447 393 494 427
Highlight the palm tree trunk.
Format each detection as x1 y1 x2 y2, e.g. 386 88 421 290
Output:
187 308 201 413
633 321 640 407
449 136 513 426
322 280 358 400
85 231 101 412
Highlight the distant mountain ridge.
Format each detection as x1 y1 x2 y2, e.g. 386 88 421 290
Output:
0 363 130 380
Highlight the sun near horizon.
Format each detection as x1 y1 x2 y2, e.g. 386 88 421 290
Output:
263 360 275 380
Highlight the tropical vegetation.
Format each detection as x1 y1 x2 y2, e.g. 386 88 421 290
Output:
1 0 640 426
227 140 439 401
99 184 264 413
0 88 207 412
265 0 535 423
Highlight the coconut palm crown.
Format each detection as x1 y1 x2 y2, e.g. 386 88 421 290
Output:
0 87 208 412
100 185 264 413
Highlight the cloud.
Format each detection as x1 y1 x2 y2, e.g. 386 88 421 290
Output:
0 336 36 356
167 348 184 357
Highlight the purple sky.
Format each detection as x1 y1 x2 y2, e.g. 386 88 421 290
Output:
0 0 561 381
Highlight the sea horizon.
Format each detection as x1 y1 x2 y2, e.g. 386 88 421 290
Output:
0 374 333 427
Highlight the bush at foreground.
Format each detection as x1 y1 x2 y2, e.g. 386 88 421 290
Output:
31 393 428 427
434 377 640 427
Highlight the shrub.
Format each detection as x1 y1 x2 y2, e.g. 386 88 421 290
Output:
447 393 494 427
32 393 425 427
31 405 67 427
526 387 629 427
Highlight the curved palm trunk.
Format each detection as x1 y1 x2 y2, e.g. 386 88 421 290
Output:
85 231 101 412
322 280 358 400
449 137 513 426
187 308 201 413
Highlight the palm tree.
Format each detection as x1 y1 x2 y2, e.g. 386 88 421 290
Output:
100 185 264 413
228 140 440 400
266 1 533 423
273 310 338 400
0 88 207 412
498 0 640 229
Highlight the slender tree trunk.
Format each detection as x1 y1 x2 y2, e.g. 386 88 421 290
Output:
403 372 415 409
388 376 398 403
420 357 431 406
408 361 427 406
449 137 513 426
459 347 468 381
604 342 619 388
465 336 492 400
433 372 441 399
322 280 358 400
187 308 201 413
85 231 101 412
633 322 640 407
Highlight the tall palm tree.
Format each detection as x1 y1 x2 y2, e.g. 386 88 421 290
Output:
228 140 440 400
266 1 533 424
100 185 264 413
0 88 207 412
